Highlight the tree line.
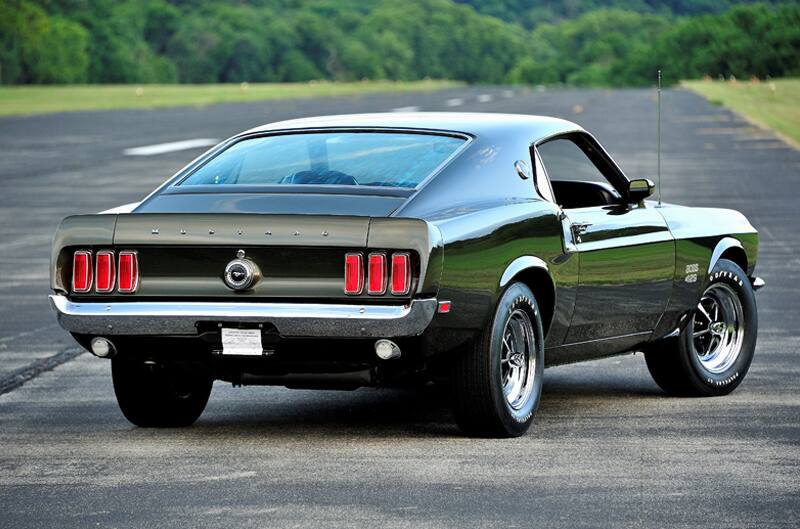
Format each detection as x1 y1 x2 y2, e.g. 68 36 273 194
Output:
454 0 792 28
1 0 798 86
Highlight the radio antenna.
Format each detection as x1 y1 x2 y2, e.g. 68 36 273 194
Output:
657 69 662 207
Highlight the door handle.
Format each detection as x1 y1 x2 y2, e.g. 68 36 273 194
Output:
571 222 592 242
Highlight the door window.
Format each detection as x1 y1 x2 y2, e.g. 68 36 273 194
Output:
537 136 623 209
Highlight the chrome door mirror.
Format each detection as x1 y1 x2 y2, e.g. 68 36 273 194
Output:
628 178 655 202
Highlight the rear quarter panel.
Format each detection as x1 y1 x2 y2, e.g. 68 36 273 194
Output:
421 199 578 353
51 214 117 293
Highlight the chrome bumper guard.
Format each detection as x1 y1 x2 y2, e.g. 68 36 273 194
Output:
49 295 437 338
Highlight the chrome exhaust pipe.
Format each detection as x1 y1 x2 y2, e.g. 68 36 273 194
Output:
375 339 401 360
90 337 116 358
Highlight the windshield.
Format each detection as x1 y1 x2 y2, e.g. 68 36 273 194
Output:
179 131 466 189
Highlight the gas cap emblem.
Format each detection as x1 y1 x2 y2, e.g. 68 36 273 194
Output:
224 249 259 291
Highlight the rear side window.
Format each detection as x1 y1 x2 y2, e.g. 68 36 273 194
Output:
179 132 466 189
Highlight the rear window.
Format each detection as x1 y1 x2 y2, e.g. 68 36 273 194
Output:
179 131 466 189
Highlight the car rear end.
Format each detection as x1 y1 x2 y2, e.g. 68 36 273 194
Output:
50 211 447 387
49 127 463 389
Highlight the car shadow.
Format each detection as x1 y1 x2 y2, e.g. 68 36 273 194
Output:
179 367 666 439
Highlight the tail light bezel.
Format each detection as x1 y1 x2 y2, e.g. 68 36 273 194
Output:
71 250 93 293
344 252 364 295
367 252 388 295
117 251 139 294
390 252 412 296
94 250 116 293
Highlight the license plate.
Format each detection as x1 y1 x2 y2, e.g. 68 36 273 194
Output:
220 328 263 356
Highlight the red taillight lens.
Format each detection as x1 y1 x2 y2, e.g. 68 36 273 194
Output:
95 251 115 293
367 253 387 295
72 251 92 293
391 253 411 295
118 251 139 293
344 253 363 295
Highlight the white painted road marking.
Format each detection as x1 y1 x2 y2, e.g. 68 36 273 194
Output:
123 138 219 156
391 106 421 113
502 90 514 98
445 98 464 107
477 94 493 103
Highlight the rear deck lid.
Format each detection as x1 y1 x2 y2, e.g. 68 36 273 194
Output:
114 213 369 247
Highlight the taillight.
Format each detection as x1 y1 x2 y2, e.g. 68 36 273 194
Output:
367 253 387 295
344 253 363 295
118 251 139 293
72 251 92 293
95 251 115 293
391 253 411 295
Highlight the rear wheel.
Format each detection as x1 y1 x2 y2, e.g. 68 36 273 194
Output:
449 282 544 437
112 355 212 427
645 258 757 396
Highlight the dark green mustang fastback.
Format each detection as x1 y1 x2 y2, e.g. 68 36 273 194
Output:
50 113 763 437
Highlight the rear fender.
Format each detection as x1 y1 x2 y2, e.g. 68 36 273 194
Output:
367 218 443 295
51 215 117 293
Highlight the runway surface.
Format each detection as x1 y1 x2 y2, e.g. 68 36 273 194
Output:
0 86 798 528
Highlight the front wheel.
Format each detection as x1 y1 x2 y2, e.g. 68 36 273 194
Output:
112 355 212 427
645 258 758 397
449 282 545 437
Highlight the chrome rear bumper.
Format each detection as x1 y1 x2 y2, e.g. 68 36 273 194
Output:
49 295 437 338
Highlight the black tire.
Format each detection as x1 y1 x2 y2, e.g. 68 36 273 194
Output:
450 282 545 437
112 355 212 427
645 258 757 397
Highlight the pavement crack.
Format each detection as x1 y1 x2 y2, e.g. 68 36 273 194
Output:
0 346 85 396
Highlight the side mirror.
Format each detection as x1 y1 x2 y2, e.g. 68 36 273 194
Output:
628 178 655 202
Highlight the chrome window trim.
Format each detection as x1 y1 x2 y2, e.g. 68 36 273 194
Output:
172 128 473 190
531 148 556 203
535 130 631 198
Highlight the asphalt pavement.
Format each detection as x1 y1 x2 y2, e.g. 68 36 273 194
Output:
0 86 798 528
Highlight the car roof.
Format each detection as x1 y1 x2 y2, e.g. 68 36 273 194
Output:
244 112 584 143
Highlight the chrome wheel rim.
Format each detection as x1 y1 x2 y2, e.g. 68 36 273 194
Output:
501 309 536 410
692 283 745 374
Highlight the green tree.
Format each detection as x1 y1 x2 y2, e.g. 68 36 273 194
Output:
0 2 89 84
3 0 799 87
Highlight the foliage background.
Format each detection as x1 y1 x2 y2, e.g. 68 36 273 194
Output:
1 0 798 86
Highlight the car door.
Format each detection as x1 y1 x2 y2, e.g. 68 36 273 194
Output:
536 133 674 346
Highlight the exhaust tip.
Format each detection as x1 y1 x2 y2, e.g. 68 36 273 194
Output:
90 337 116 358
375 339 401 361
